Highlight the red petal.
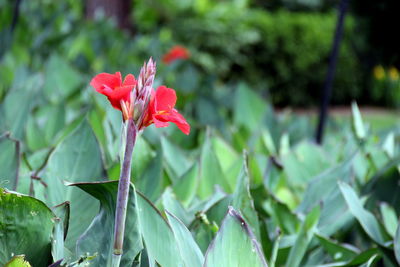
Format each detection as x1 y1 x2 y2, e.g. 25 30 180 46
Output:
153 117 170 128
155 109 190 135
154 86 176 111
90 72 122 92
123 74 136 87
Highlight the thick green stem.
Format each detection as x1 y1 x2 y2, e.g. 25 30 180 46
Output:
112 119 137 266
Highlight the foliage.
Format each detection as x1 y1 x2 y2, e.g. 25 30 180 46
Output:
1 58 400 265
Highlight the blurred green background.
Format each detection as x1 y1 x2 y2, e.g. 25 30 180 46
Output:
1 0 399 113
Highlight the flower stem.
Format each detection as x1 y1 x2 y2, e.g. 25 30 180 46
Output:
112 118 137 266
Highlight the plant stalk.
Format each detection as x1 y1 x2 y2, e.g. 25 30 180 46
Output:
112 118 137 266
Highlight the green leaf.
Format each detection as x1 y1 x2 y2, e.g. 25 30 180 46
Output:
198 132 231 199
135 150 165 202
71 181 143 266
380 202 398 238
162 187 193 225
173 163 199 207
0 74 41 139
44 104 66 144
233 83 267 131
52 201 70 241
4 255 32 267
204 207 268 267
263 198 299 235
351 102 366 140
161 136 191 180
338 182 389 246
282 141 330 187
383 132 395 158
315 234 359 262
395 220 400 265
41 120 104 251
286 205 320 267
0 134 19 190
166 210 204 267
136 191 183 267
0 188 54 266
43 54 82 103
231 154 261 241
51 217 65 263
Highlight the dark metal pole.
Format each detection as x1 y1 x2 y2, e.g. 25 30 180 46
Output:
315 0 349 144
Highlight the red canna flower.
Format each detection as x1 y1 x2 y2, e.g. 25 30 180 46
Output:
162 45 190 65
90 72 136 111
142 86 190 135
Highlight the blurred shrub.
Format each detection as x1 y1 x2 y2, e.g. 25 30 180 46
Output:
135 1 362 106
249 10 361 106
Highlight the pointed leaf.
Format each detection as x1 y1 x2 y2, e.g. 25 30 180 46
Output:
231 154 261 241
42 120 104 251
204 206 268 267
166 211 204 267
71 181 142 266
286 206 320 267
0 134 20 190
136 191 183 267
339 182 389 246
351 102 366 140
0 188 54 266
198 133 231 199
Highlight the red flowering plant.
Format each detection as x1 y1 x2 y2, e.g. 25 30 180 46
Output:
90 58 189 266
162 45 190 65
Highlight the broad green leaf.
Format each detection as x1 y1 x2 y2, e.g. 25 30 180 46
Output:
0 188 54 266
316 234 359 262
339 182 389 246
166 211 204 267
132 137 155 180
0 74 41 139
0 134 19 190
52 201 70 241
26 117 47 150
44 104 66 144
211 134 241 187
72 181 142 266
162 187 193 226
286 205 320 267
263 199 299 235
161 136 191 180
135 150 165 202
173 163 199 207
231 155 261 241
233 83 267 131
317 248 379 267
282 141 330 187
136 191 183 267
261 129 277 156
395 220 400 265
380 202 398 238
298 159 353 213
204 207 268 267
43 54 82 103
351 102 366 140
4 255 32 267
198 133 231 199
42 120 104 251
51 217 65 263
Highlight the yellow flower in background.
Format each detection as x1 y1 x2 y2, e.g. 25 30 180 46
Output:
388 66 399 81
373 65 385 80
